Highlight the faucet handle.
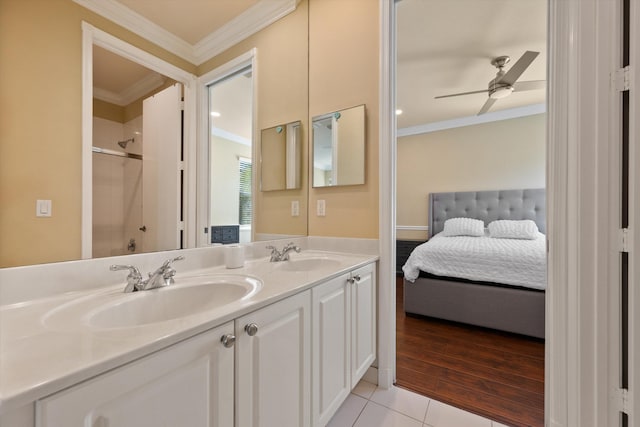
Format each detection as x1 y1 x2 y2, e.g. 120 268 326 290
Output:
110 264 142 277
110 264 142 292
161 255 184 269
284 242 301 252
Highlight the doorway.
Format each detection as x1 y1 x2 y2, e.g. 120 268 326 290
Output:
91 44 184 257
393 1 547 425
81 22 197 260
206 65 254 244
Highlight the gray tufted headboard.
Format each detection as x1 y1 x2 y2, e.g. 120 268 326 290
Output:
428 188 546 238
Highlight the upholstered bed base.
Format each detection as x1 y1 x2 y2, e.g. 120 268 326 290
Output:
403 188 546 339
403 276 545 338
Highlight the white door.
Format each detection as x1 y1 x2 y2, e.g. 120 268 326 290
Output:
350 263 376 386
36 323 235 427
142 83 182 252
236 291 311 427
312 273 351 427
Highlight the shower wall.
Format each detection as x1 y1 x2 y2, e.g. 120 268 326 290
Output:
92 116 143 257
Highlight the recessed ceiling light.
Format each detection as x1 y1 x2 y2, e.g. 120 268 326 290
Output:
395 109 403 115
210 111 221 117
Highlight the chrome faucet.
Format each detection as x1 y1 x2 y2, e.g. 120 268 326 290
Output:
266 243 301 262
110 256 184 292
109 264 143 293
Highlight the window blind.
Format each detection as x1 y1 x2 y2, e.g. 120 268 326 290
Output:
239 157 252 225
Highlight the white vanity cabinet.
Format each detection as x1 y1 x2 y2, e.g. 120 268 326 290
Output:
312 263 376 427
235 290 312 427
35 321 235 427
21 260 376 427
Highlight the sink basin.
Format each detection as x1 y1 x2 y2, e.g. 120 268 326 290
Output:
276 256 342 272
43 274 262 330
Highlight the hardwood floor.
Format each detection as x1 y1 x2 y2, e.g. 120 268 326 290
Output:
395 276 544 427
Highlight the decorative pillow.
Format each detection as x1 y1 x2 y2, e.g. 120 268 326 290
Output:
488 220 539 240
441 217 485 237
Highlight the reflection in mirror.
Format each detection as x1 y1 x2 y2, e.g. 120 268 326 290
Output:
208 66 254 244
91 46 183 258
312 104 365 187
261 121 302 191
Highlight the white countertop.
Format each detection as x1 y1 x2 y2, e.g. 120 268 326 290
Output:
0 249 378 414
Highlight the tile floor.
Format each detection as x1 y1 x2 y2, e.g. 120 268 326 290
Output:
327 380 510 427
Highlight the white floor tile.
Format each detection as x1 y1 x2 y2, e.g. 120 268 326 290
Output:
369 386 430 422
353 401 423 427
352 380 377 399
492 422 511 427
424 400 492 427
327 393 368 427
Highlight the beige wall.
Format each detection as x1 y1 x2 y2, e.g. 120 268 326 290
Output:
308 0 379 239
0 0 196 267
210 137 252 226
1 0 380 266
199 0 309 240
396 114 546 240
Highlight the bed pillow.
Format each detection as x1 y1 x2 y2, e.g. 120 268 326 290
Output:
488 220 539 240
441 217 485 237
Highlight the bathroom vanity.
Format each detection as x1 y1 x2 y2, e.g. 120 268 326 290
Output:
0 241 377 427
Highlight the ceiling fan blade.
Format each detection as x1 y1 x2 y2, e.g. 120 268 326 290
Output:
434 89 488 99
477 97 496 115
513 80 546 92
498 51 540 86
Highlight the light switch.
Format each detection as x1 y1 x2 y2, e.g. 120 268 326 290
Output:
291 200 300 217
317 199 326 217
36 199 52 217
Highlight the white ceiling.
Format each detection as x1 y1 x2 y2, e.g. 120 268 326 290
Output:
92 0 547 130
396 0 547 128
115 0 260 45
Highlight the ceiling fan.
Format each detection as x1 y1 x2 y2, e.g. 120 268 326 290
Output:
435 51 545 115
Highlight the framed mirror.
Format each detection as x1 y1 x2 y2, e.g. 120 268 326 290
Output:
312 104 365 187
261 121 302 191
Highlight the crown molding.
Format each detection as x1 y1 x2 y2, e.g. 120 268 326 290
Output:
193 0 299 65
73 0 196 63
397 103 546 137
73 0 299 66
211 127 251 146
94 73 166 106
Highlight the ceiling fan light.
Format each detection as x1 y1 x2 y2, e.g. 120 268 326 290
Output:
489 85 514 99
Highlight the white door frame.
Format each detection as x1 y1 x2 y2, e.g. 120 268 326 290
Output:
81 22 197 259
195 49 258 247
378 0 623 425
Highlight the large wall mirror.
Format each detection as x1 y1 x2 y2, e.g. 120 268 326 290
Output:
312 104 366 187
1 2 309 268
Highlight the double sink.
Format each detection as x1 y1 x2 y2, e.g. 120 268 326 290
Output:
42 252 343 330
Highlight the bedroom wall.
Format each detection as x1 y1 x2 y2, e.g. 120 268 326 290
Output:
396 113 546 241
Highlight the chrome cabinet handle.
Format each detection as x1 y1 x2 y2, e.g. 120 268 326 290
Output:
245 323 259 336
347 274 361 284
221 334 236 348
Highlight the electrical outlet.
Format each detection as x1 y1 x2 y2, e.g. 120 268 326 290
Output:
291 200 300 217
317 199 326 216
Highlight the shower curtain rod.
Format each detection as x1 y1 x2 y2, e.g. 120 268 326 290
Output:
92 146 142 160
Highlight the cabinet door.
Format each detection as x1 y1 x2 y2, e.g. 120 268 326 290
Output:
351 263 376 386
312 273 351 427
236 290 311 427
36 322 235 427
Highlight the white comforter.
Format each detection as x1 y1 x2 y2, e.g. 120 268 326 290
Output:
402 232 547 290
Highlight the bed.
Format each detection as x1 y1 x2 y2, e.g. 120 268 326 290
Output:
402 188 546 339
